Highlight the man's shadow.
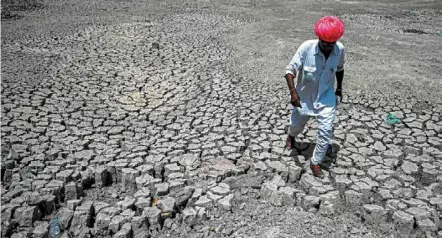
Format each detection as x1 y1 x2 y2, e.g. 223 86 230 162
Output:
289 142 340 171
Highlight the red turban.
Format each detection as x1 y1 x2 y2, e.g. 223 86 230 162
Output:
315 16 345 42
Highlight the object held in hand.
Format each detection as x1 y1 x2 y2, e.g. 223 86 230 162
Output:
335 89 343 102
336 95 342 105
290 95 302 108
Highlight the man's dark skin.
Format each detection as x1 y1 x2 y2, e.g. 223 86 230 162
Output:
285 39 344 107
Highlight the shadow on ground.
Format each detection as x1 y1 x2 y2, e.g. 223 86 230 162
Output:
289 142 341 170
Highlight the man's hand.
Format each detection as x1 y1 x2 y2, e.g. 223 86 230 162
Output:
290 90 302 107
335 88 343 103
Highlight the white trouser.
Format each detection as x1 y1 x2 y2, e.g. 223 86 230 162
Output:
289 107 335 165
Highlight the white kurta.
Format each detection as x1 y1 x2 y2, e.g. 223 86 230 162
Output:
285 39 345 164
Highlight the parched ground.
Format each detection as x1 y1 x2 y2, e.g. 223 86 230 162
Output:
1 0 441 237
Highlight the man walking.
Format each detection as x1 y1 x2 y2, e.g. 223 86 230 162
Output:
284 16 345 178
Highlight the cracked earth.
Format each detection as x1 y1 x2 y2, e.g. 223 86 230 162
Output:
1 0 441 237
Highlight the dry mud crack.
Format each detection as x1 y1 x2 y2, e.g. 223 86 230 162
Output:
1 0 442 238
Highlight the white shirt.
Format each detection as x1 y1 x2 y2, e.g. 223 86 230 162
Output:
286 39 345 116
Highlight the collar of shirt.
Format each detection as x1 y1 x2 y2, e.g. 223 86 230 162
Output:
313 42 338 56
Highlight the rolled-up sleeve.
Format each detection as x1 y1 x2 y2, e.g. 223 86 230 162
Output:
285 42 306 75
337 48 345 72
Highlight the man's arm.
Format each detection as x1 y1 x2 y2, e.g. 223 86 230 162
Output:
336 70 344 90
335 70 344 102
285 72 301 107
285 42 306 107
335 48 345 102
